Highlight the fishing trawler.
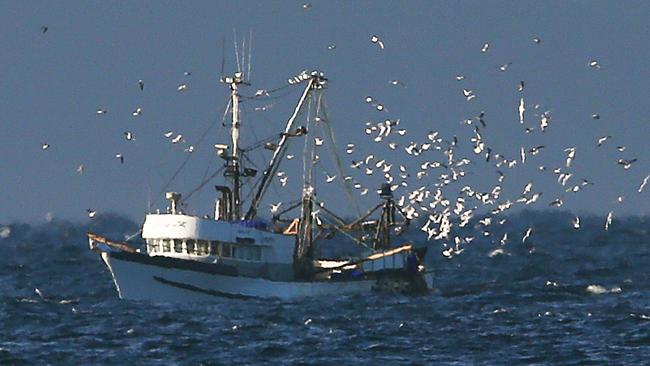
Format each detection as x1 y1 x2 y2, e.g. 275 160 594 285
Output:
88 69 433 301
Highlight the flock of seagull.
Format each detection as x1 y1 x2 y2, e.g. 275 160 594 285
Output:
254 30 647 258
35 14 648 258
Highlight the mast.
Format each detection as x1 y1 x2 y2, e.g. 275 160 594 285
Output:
293 187 315 279
221 72 245 219
245 71 327 220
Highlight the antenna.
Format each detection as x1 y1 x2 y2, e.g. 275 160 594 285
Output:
240 37 246 78
233 28 242 73
220 34 226 78
247 29 253 81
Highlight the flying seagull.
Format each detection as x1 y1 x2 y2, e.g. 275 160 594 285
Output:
370 35 385 50
639 175 650 193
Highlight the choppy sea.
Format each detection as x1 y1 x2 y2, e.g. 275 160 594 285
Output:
1 211 649 365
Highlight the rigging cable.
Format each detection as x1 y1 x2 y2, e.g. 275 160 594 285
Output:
157 97 230 201
318 94 362 216
182 165 226 203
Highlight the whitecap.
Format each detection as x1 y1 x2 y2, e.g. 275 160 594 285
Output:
586 284 621 295
488 248 507 258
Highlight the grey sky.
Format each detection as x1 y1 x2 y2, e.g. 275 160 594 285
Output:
1 1 649 223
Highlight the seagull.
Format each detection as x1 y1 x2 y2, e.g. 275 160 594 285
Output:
124 131 134 141
518 98 525 124
314 137 324 146
389 79 406 87
540 111 550 132
346 143 355 154
638 175 650 193
76 164 84 175
132 107 142 117
87 209 97 218
591 113 600 119
287 154 294 160
517 81 525 92
96 108 108 115
455 74 465 81
463 89 476 101
115 153 124 164
549 198 564 207
138 79 144 91
327 44 336 50
270 202 282 214
41 143 50 150
533 37 541 44
365 96 373 103
184 145 194 153
35 288 44 299
564 147 576 168
522 227 532 243
618 158 637 169
588 60 601 69
616 146 626 152
498 62 512 72
184 71 191 76
177 84 187 92
522 181 534 195
529 146 545 155
481 42 489 53
171 134 184 144
254 89 269 97
370 35 385 49
597 136 611 147
572 216 581 229
164 131 174 138
325 175 336 183
40 26 48 34
302 3 312 9
255 104 273 112
605 211 613 230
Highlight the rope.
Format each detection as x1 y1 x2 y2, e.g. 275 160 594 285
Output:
319 95 361 216
157 99 229 199
182 165 226 203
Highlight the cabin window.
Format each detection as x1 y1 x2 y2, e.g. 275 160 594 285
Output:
237 246 262 261
210 241 219 255
197 240 209 255
174 239 183 253
185 239 197 255
221 244 233 257
162 239 171 252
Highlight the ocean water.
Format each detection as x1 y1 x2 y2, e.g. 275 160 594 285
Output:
1 212 650 365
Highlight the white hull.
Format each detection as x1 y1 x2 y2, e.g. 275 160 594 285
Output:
101 252 432 301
